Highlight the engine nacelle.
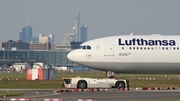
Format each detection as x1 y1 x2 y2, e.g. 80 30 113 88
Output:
106 71 115 78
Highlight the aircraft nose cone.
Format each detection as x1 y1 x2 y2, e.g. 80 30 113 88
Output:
67 50 79 62
67 50 83 62
67 51 73 61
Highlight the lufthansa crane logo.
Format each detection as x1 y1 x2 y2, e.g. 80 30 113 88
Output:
96 45 100 49
86 53 92 59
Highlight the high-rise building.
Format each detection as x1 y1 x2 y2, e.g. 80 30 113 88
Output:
75 9 80 42
64 4 88 43
19 32 24 42
72 27 76 42
39 34 54 43
19 26 32 43
48 34 54 43
64 33 75 44
19 18 32 43
80 25 88 42
31 37 39 43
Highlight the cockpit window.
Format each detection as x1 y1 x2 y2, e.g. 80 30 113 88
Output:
80 45 91 50
79 46 82 49
87 45 91 49
82 46 86 49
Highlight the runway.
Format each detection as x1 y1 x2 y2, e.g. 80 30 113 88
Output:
1 89 180 101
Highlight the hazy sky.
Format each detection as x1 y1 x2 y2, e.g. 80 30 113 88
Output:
1 0 180 43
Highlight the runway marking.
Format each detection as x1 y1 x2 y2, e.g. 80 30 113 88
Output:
24 93 61 99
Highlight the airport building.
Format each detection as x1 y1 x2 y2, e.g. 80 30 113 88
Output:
0 41 83 67
51 43 71 50
0 50 75 67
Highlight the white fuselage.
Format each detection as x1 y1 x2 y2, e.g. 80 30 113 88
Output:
67 35 180 74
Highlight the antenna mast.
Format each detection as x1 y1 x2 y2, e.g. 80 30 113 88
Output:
27 17 30 26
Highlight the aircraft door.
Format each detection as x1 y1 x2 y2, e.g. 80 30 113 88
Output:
105 41 114 56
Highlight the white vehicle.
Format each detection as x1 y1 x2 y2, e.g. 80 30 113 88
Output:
67 34 180 74
62 77 129 89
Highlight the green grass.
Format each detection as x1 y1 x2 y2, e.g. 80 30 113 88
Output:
0 91 24 97
0 71 180 89
0 80 63 89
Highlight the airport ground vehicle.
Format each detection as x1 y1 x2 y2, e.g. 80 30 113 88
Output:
62 77 129 89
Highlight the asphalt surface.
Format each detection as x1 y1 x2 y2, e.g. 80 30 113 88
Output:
1 89 180 101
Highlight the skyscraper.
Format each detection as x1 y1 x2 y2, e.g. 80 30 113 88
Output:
39 34 54 43
19 18 32 43
72 27 76 42
19 32 24 42
48 34 54 43
66 4 88 42
31 37 39 43
64 33 75 43
75 8 80 42
80 25 88 42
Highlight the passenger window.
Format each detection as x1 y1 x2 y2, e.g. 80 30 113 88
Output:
87 45 91 50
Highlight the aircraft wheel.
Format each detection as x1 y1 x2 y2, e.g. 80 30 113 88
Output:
115 81 125 88
77 80 87 89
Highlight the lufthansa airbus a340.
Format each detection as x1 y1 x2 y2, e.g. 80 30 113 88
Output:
67 34 180 74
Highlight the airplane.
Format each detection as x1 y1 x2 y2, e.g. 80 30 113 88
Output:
67 34 180 74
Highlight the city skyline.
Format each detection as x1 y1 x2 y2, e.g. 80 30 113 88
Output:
18 6 87 44
1 0 180 43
